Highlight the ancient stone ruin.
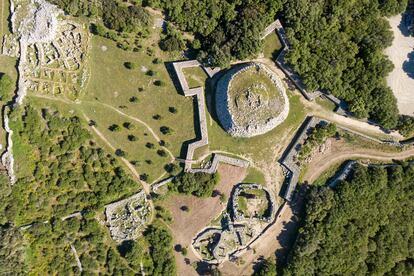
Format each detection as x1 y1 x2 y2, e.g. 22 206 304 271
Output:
216 62 289 138
192 183 276 264
105 191 151 242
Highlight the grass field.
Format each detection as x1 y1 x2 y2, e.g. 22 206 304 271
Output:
81 35 195 158
312 161 345 186
243 167 266 184
0 55 17 154
183 67 208 88
263 32 282 60
206 92 306 166
80 102 170 183
0 0 11 40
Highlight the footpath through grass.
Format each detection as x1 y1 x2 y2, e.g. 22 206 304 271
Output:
82 35 195 158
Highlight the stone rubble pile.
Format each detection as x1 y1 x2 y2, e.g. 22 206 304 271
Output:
215 62 289 138
105 191 151 242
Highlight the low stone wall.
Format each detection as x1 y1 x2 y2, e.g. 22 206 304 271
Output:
231 184 274 223
215 62 289 137
170 60 250 173
189 154 250 174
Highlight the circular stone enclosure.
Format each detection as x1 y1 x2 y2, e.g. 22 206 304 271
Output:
216 63 289 137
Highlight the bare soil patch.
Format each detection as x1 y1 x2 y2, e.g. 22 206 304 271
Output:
160 164 247 276
303 138 414 183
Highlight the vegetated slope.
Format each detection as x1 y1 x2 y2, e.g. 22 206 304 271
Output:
0 105 138 225
147 0 284 67
284 164 414 275
283 0 407 129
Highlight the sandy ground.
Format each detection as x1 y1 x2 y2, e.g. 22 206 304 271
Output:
385 14 414 115
160 164 247 276
303 138 414 183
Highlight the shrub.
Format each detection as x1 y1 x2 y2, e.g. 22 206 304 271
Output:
115 149 126 157
168 107 177 114
157 149 167 157
172 172 220 197
159 35 185 52
160 126 172 135
153 80 164 86
145 142 155 149
397 115 414 137
123 122 134 129
129 96 138 103
128 135 137 141
159 140 170 147
109 124 121 131
140 173 149 181
146 70 156 76
152 114 162 120
124 62 136 69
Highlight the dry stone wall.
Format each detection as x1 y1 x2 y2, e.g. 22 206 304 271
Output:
216 62 289 137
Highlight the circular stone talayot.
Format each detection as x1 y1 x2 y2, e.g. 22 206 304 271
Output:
215 63 289 137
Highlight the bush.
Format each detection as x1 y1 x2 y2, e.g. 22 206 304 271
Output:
172 172 220 197
109 124 121 132
129 96 138 103
152 114 162 120
157 149 167 157
128 135 137 141
168 107 177 114
153 80 164 86
159 36 185 52
124 62 136 69
145 143 155 149
115 149 126 157
397 115 414 137
123 122 134 129
160 126 172 135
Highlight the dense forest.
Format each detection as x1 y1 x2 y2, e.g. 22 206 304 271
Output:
0 105 175 274
147 0 284 66
48 0 151 33
283 0 407 128
283 163 414 275
0 106 138 225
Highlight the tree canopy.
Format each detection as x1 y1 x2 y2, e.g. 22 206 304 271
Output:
283 0 407 128
147 0 284 67
284 163 414 275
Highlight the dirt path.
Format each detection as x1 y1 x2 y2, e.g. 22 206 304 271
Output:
161 165 247 276
220 191 305 276
82 113 151 193
304 142 414 183
30 94 175 159
257 58 403 141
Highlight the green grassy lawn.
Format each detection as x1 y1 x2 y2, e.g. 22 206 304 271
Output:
206 92 306 166
183 67 208 88
0 55 17 154
243 167 266 184
316 97 336 112
81 35 195 158
312 161 346 186
79 102 170 183
263 32 282 60
0 0 11 40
